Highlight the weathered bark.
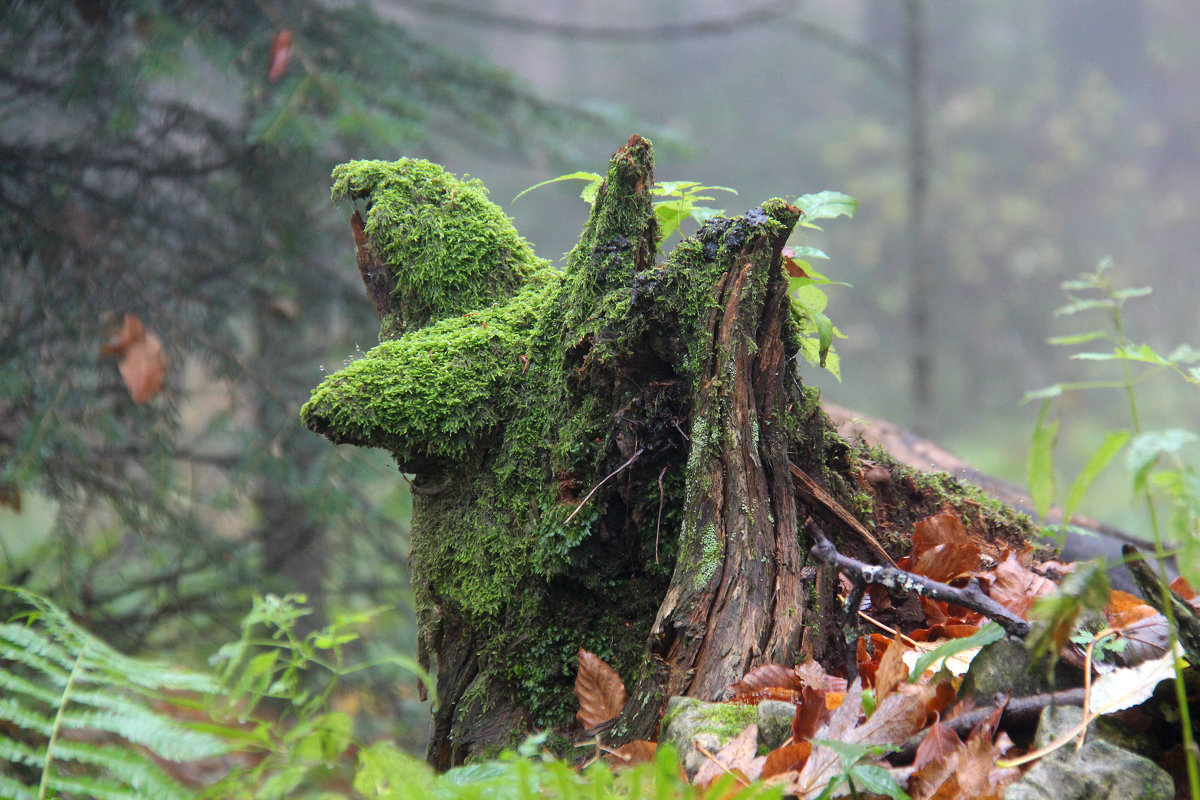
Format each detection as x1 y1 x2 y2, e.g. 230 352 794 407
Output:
301 136 1039 764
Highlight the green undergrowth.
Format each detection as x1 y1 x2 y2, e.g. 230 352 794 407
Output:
1 587 779 800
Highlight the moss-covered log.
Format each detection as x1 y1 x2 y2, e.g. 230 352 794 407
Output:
301 136 1037 766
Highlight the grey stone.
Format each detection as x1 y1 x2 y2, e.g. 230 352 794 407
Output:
659 696 758 778
960 638 1050 705
757 700 796 751
1004 708 1173 800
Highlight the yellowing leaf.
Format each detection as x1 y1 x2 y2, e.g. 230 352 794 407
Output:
1089 646 1179 715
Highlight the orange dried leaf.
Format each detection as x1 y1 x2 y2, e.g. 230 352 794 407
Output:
875 634 910 701
574 648 627 728
102 313 166 403
606 739 656 768
793 685 831 742
913 718 962 771
1170 575 1198 603
987 552 1057 619
761 741 811 780
913 541 981 583
728 663 803 696
912 513 970 556
268 30 293 82
727 687 800 705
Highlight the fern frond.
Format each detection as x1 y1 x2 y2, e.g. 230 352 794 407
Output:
0 587 233 800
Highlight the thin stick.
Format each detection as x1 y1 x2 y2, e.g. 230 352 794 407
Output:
564 447 645 526
655 464 668 563
806 520 1030 638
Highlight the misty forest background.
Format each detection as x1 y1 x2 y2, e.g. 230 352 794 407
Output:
2 0 1199 754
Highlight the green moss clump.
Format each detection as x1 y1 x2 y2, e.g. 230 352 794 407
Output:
300 268 559 465
331 158 548 334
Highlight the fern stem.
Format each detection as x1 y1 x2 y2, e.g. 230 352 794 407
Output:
38 645 85 800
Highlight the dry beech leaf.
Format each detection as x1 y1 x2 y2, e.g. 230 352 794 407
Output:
792 685 831 743
727 687 800 705
912 513 970 556
606 739 656 768
574 648 627 728
1089 646 1179 715
1170 575 1197 602
728 663 802 696
101 313 167 404
268 29 293 82
795 659 846 692
987 552 1057 619
789 686 927 799
913 541 981 583
875 634 909 702
693 723 762 789
761 741 811 780
912 718 962 771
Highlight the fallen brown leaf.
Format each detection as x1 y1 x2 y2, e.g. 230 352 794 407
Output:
761 741 811 780
693 724 763 789
728 663 803 696
574 648 627 728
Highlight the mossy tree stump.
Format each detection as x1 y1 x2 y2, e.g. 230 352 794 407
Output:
302 136 1036 766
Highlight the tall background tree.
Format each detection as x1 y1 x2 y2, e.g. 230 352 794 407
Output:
0 0 594 672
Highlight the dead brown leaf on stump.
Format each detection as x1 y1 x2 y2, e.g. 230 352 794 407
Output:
574 648 627 728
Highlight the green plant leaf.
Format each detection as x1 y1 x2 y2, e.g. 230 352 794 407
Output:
1046 330 1109 346
512 171 602 203
907 623 1005 682
796 191 858 221
1028 400 1059 519
1054 298 1115 316
1127 429 1199 493
1023 384 1065 402
846 763 912 800
1062 430 1130 519
815 312 834 368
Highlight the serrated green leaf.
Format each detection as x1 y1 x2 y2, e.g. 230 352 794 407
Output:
796 190 857 220
1063 430 1130 519
1070 351 1119 361
847 763 912 800
1028 400 1059 519
1112 286 1152 301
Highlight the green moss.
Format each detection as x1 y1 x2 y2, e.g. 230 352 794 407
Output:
301 268 559 465
331 158 548 334
305 141 822 752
